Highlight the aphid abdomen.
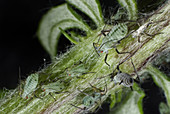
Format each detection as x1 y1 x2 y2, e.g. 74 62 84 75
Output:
113 73 133 87
99 23 128 52
22 73 39 99
41 80 65 94
83 96 95 107
107 23 128 41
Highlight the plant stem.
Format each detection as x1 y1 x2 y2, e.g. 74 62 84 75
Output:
0 2 170 114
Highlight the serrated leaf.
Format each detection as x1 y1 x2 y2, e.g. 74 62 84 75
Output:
66 0 104 27
109 83 145 114
37 3 92 58
146 65 170 107
117 0 138 20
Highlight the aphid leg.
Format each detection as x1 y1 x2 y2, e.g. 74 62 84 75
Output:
134 79 140 83
114 46 131 54
34 94 43 100
25 97 33 106
70 104 87 112
104 51 110 68
93 42 100 56
95 101 103 110
102 79 108 95
112 30 135 54
55 91 71 94
116 64 122 73
143 31 163 38
97 73 113 79
138 36 141 43
130 86 133 91
130 58 140 82
77 89 89 96
82 72 96 75
74 61 83 65
110 63 122 80
119 30 136 42
100 29 111 36
119 80 123 85
94 106 102 113
49 92 56 101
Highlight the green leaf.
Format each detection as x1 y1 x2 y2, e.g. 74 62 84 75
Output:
66 0 104 27
109 83 145 114
117 0 138 20
37 3 93 58
146 65 170 107
59 27 78 44
159 102 170 114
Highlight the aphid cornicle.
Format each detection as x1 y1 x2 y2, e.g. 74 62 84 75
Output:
21 73 39 99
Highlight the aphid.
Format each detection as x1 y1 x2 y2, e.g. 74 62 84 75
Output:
41 79 68 101
71 81 107 113
21 73 39 99
111 58 140 90
132 20 164 42
65 61 95 78
93 23 133 67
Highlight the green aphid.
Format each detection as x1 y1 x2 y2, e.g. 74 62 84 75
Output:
41 80 67 100
22 73 39 99
41 80 65 94
71 82 107 113
82 92 102 108
93 23 131 67
65 61 94 78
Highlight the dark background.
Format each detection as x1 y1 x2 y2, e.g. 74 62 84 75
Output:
0 0 167 114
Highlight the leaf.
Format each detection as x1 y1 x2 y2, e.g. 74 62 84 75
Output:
159 102 170 114
117 0 138 20
38 0 104 58
37 4 93 58
59 27 78 44
66 0 104 27
146 65 170 107
109 83 145 114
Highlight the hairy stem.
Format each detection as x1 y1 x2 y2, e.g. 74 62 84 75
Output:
0 2 169 114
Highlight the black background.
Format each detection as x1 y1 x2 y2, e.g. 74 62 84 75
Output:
0 0 167 114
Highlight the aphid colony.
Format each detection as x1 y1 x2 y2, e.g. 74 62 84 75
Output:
18 7 164 113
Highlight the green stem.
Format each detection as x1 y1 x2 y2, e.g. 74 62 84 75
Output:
0 2 170 114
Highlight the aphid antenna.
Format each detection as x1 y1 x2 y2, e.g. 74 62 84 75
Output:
70 104 91 113
96 73 113 79
77 89 89 96
117 30 136 43
70 103 86 110
93 20 110 57
89 83 98 92
55 91 71 94
93 43 100 56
